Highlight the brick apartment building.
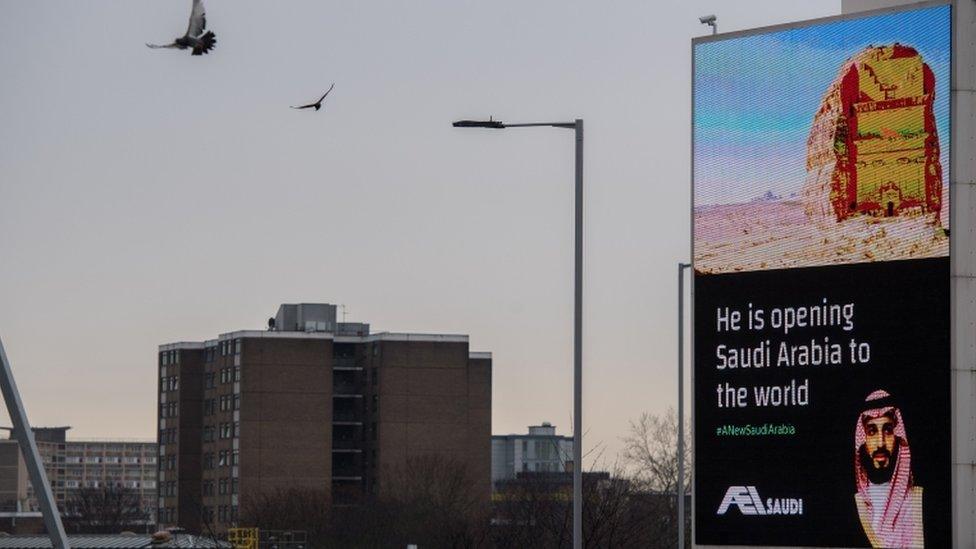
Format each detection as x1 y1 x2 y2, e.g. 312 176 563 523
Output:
156 303 491 532
0 427 157 522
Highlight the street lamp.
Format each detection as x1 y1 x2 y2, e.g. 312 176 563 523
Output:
453 117 584 549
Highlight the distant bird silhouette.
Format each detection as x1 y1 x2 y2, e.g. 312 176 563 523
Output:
291 84 336 111
146 0 216 56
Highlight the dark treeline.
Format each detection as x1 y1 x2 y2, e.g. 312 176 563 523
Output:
235 409 690 549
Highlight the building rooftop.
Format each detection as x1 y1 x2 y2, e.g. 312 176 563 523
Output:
493 422 570 439
160 303 487 351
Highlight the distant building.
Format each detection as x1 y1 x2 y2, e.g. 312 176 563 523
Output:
157 303 492 533
0 427 157 523
491 423 573 490
493 470 609 502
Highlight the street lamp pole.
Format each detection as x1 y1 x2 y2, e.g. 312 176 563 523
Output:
677 262 691 549
453 117 584 549
572 119 583 549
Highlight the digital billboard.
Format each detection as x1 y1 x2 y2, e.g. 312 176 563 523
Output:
692 3 951 547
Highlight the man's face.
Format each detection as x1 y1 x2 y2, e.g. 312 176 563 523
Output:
863 412 897 469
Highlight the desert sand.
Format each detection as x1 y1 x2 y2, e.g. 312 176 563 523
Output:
694 200 948 274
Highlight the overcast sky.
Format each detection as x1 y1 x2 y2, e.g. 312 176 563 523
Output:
0 1 837 463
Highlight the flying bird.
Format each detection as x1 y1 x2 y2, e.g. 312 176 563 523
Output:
291 84 336 111
146 0 217 56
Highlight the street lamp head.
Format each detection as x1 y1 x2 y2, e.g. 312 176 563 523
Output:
452 118 505 129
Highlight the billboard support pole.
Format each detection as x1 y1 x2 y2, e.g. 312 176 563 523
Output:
0 337 69 549
677 262 690 549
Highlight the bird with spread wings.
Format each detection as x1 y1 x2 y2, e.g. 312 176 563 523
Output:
291 84 336 111
146 0 217 56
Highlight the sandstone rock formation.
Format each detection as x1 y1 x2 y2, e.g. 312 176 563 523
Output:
804 44 943 227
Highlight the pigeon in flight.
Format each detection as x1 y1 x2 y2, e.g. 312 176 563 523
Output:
146 0 217 56
291 84 336 111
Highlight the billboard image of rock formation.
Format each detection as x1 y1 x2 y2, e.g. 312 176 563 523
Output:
693 6 950 275
804 44 943 225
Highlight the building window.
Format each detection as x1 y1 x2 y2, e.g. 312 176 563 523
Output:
231 478 238 495
371 368 378 386
163 402 178 418
233 395 240 411
232 450 239 467
234 339 241 355
218 450 228 467
219 478 228 495
204 453 214 470
205 372 215 389
234 366 241 382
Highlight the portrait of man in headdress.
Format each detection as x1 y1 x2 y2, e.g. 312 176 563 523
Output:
854 389 924 548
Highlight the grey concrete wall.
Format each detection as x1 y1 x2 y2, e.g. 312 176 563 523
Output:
948 1 976 546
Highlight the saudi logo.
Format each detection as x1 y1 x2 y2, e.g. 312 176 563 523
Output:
717 486 804 516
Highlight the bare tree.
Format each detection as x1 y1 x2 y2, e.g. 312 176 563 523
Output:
621 407 691 548
64 486 149 534
239 454 489 549
377 454 490 548
239 487 330 546
622 407 690 494
490 465 665 548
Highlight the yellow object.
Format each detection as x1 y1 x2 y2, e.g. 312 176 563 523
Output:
228 527 259 549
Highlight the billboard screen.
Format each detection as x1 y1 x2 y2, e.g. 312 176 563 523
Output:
692 3 951 547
